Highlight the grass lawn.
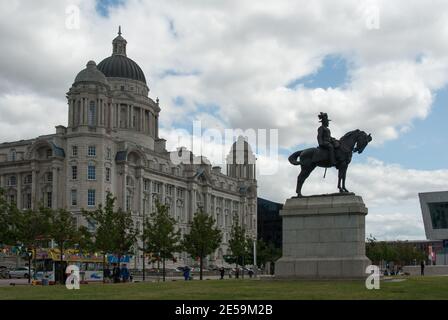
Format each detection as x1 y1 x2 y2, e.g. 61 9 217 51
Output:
1 276 447 300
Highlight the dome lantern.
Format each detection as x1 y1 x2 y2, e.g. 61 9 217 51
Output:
112 25 127 56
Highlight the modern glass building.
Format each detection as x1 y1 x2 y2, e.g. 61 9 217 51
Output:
419 191 448 265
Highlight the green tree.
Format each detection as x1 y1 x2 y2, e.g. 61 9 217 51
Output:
143 201 181 282
74 225 96 255
0 189 15 246
228 216 250 277
13 206 52 283
48 208 79 284
182 210 222 280
82 193 138 282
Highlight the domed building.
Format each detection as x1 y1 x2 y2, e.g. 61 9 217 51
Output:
0 28 257 270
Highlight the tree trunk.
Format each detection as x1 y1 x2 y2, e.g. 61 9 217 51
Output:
157 259 160 282
142 252 146 281
162 257 166 282
27 255 31 284
199 256 203 280
60 243 64 285
102 254 106 284
117 254 121 283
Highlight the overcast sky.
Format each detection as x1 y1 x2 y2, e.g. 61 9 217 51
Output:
1 0 447 240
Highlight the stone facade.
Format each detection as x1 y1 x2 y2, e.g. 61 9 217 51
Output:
0 30 257 269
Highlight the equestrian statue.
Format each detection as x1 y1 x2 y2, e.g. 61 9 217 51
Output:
288 112 372 197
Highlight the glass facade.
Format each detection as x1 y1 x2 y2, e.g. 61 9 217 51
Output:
428 202 448 229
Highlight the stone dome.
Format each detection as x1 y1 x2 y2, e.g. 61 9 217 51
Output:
74 60 108 85
97 55 146 84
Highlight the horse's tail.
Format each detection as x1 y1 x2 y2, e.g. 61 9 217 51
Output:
288 150 303 165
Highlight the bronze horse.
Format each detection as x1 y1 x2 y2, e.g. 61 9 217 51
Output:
288 130 372 197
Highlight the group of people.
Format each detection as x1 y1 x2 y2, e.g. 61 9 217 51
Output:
219 267 254 280
103 264 131 283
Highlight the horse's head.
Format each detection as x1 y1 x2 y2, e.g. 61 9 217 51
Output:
353 131 372 154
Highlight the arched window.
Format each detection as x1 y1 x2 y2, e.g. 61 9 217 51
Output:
88 101 96 126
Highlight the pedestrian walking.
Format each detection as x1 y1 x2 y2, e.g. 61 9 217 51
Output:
420 260 425 276
183 266 191 281
104 265 111 283
112 263 121 283
121 264 130 282
219 267 225 280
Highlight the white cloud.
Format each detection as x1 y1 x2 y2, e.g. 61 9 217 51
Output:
0 0 447 239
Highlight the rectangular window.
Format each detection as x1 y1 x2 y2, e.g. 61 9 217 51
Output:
8 176 17 186
9 194 16 205
46 149 52 158
87 189 95 206
71 190 77 206
153 182 161 194
10 149 16 161
47 172 53 182
88 101 96 126
88 165 96 180
105 168 111 182
88 146 96 157
126 195 132 212
167 185 174 196
72 146 78 157
144 179 150 191
25 194 32 209
106 148 111 160
47 192 52 208
24 175 32 184
72 166 78 180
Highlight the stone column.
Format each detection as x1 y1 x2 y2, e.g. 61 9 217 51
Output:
78 99 83 126
84 98 88 125
148 180 153 215
173 186 177 220
31 164 37 210
161 183 166 205
122 165 128 210
52 166 58 209
68 100 73 127
16 173 22 209
138 171 143 217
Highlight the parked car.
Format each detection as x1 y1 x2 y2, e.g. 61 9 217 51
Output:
8 267 33 279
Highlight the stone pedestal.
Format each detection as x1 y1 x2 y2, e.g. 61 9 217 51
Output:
275 194 371 279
